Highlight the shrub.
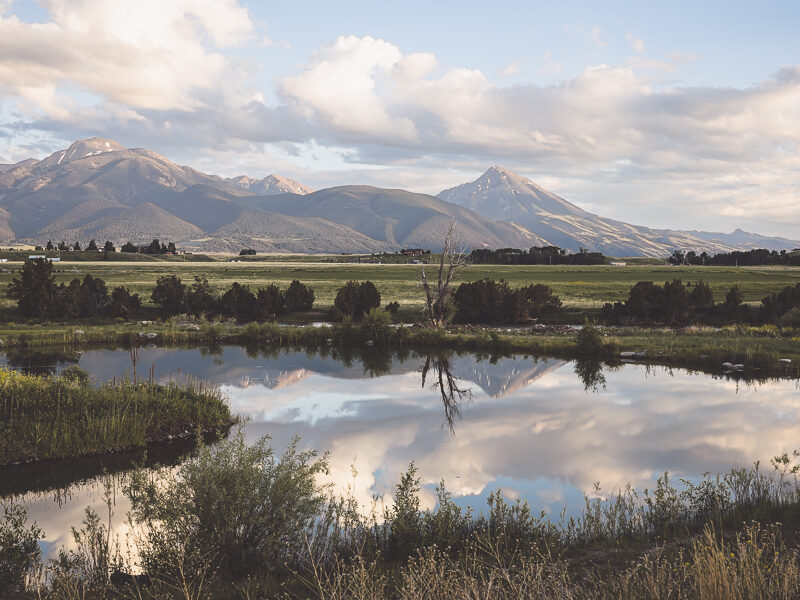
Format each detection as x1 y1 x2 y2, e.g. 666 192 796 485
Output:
689 280 715 311
575 320 604 356
126 430 329 581
359 307 393 344
151 275 187 315
778 306 800 328
454 279 561 323
0 502 43 593
60 365 91 386
333 281 381 319
7 258 56 318
107 286 141 317
185 277 215 317
385 301 400 314
762 283 800 323
256 284 286 320
285 279 315 312
219 282 258 322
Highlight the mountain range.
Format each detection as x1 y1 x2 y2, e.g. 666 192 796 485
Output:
0 138 796 255
437 166 800 257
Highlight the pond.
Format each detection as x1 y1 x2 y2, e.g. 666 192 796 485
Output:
1 345 798 558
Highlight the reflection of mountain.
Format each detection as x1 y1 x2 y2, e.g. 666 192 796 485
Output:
45 347 568 398
448 356 566 398
242 368 312 389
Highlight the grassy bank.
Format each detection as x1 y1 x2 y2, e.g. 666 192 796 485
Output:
0 318 797 378
0 368 231 465
2 432 800 598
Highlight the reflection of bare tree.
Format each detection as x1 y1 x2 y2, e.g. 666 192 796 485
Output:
421 355 472 433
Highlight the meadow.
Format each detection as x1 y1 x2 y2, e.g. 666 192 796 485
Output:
0 258 797 314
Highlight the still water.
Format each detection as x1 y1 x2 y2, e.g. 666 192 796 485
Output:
1 346 798 557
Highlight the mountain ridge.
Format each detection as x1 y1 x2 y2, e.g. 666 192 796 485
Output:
0 138 545 252
437 166 799 256
1 138 796 255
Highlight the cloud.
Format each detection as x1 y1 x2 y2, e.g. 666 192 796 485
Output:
0 15 798 235
0 0 254 112
590 26 607 48
280 35 422 144
499 62 521 78
271 37 800 229
625 31 645 53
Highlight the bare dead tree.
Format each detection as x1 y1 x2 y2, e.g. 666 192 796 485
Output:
420 219 468 327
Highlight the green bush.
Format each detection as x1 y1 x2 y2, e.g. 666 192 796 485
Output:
0 502 42 593
454 279 561 324
333 280 381 320
60 365 91 386
359 307 393 345
778 306 800 328
575 321 604 356
126 430 329 581
285 279 315 312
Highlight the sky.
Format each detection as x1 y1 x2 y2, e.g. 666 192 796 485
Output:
0 0 798 237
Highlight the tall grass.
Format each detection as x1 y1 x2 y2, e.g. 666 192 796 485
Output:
0 367 231 464
3 434 799 598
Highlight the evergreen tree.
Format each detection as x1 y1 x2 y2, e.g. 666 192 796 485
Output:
151 275 187 315
285 280 315 312
87 239 98 251
8 258 56 317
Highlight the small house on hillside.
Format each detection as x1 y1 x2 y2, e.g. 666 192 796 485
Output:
401 248 424 256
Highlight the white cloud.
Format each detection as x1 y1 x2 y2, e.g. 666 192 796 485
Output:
590 26 607 48
0 0 254 112
271 37 800 230
499 62 520 78
1 15 799 235
625 31 645 53
280 35 420 143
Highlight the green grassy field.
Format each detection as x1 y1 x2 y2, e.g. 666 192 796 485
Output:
0 260 797 313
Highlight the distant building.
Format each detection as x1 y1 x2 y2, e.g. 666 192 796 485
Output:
401 248 424 256
28 255 60 262
610 261 627 266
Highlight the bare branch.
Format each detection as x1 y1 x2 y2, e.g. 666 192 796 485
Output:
420 218 467 327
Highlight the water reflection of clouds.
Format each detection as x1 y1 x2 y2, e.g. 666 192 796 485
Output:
10 349 800 559
227 362 799 515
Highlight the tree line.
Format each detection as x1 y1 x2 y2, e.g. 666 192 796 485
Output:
602 280 800 326
37 238 178 254
668 248 800 266
6 259 315 321
7 258 800 327
470 246 606 265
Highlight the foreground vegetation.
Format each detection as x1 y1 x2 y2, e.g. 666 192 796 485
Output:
2 431 800 598
0 367 231 465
